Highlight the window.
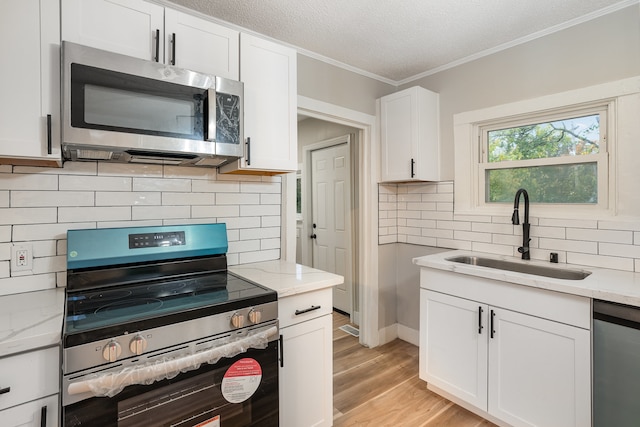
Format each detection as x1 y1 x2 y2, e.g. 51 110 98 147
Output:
479 104 608 206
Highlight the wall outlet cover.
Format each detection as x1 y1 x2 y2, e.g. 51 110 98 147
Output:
11 244 33 272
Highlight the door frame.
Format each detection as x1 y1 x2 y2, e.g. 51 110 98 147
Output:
303 135 353 319
282 95 379 348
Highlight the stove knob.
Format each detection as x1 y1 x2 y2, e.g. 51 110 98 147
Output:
102 341 122 362
129 335 148 355
231 313 245 328
248 309 262 324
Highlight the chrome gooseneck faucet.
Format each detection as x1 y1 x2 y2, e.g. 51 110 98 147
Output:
511 188 531 260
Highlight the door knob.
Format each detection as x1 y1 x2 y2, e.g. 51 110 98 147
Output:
310 234 317 239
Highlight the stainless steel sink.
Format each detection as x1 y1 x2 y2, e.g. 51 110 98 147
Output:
446 256 591 280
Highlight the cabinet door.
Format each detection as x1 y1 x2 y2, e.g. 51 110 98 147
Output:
488 308 590 427
380 86 440 182
62 0 163 61
221 33 297 174
380 89 416 181
1 395 58 427
420 290 488 410
279 314 332 427
0 0 60 164
164 9 239 79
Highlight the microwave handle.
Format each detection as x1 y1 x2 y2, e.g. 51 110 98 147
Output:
206 88 216 142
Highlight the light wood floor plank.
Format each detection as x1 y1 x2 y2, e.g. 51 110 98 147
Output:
332 311 497 427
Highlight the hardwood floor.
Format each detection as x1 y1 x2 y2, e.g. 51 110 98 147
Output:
332 311 497 427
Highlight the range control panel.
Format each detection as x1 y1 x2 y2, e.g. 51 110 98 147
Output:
129 231 185 249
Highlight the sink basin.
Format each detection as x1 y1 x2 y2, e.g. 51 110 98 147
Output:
446 256 591 280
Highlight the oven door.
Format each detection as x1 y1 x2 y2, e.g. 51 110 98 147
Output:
63 341 278 427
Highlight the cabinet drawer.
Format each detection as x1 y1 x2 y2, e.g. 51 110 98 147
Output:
279 289 332 328
0 394 58 427
0 347 59 411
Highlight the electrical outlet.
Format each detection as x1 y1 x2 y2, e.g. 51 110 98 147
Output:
11 244 33 272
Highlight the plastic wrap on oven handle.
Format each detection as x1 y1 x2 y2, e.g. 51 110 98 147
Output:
67 325 278 398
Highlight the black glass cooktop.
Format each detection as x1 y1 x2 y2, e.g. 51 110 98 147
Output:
64 272 276 347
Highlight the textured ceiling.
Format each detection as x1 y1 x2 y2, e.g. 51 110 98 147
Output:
167 0 634 83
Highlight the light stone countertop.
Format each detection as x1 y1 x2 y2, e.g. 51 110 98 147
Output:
229 260 343 298
413 250 640 307
0 288 65 358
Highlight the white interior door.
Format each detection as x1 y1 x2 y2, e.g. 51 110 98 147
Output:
311 143 352 314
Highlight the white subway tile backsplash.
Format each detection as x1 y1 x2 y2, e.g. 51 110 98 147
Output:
566 228 632 244
0 273 56 296
261 238 281 250
192 180 240 193
0 261 9 278
13 222 95 241
454 230 492 243
239 249 280 264
0 191 7 207
539 218 597 229
599 242 640 258
60 175 131 191
260 194 281 205
241 182 281 194
380 181 640 272
99 163 163 177
133 177 191 192
32 255 66 275
59 207 131 223
31 240 57 257
229 239 261 253
261 216 281 228
16 162 97 175
0 174 58 191
192 205 239 218
240 204 280 217
217 193 260 205
0 226 10 242
471 242 514 256
161 192 214 206
132 206 190 221
0 165 12 173
97 192 161 206
217 217 260 230
239 227 280 240
538 238 598 254
163 166 217 180
568 252 634 272
0 208 57 225
12 191 94 207
0 243 10 261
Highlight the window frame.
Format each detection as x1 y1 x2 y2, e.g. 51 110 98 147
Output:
478 103 610 208
451 78 638 220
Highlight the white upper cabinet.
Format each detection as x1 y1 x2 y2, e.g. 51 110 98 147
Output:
219 33 297 174
380 86 441 182
62 0 163 62
164 9 239 79
62 0 239 79
0 0 61 166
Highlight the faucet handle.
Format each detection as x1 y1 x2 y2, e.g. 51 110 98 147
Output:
511 209 520 225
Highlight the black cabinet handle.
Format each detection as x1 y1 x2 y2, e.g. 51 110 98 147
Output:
171 33 176 65
0 386 10 395
41 405 47 427
245 137 251 166
279 334 284 368
490 310 496 339
46 114 52 155
478 306 483 334
295 305 321 315
154 29 160 62
411 158 415 178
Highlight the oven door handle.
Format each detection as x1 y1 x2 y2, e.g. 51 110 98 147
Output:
67 325 278 398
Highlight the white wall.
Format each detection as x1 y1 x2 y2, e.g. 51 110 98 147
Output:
0 162 282 296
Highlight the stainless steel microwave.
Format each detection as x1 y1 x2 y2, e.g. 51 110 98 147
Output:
62 41 243 167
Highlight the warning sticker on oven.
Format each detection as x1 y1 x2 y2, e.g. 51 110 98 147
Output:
194 415 220 427
221 358 262 403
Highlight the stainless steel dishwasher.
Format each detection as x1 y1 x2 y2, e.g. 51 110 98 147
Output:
593 299 640 426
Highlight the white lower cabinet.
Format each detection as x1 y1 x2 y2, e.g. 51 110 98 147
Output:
1 395 58 427
279 289 333 427
0 346 60 427
420 270 590 427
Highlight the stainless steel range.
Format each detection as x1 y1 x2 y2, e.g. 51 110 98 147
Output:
61 224 279 426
